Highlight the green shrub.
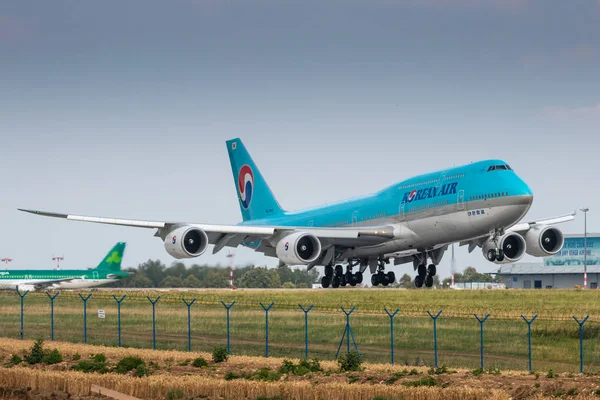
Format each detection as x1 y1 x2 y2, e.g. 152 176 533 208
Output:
192 357 208 368
115 356 145 375
10 355 22 365
135 364 150 377
546 369 555 379
224 371 241 380
212 346 228 363
92 354 106 363
24 339 46 365
72 360 109 374
337 351 362 372
43 349 63 365
252 368 281 382
167 389 184 400
72 353 81 361
403 376 436 387
278 359 322 376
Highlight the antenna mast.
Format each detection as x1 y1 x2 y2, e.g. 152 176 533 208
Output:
227 252 236 290
1 258 12 270
52 255 64 270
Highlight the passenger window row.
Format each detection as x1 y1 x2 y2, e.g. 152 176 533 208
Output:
469 192 508 201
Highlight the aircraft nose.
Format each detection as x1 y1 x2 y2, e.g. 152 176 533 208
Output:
516 175 533 204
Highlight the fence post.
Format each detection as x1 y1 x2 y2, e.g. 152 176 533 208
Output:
260 302 274 358
384 308 400 365
16 289 29 340
45 291 60 341
112 295 126 347
182 298 197 352
147 296 160 350
474 314 490 370
336 306 359 358
573 315 590 374
521 314 538 371
427 310 443 368
78 293 92 344
221 301 236 354
298 304 314 359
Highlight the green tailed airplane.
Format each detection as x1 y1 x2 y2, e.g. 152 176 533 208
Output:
0 243 129 291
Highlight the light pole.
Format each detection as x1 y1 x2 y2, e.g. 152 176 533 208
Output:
1 258 12 270
52 255 64 270
581 207 589 289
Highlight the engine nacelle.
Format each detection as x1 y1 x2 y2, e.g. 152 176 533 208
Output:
482 232 527 264
164 226 209 259
275 232 322 266
524 226 564 257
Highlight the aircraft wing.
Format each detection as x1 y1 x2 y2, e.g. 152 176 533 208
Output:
18 209 398 253
506 211 576 233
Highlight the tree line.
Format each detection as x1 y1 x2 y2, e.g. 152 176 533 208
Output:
105 260 320 289
106 261 497 289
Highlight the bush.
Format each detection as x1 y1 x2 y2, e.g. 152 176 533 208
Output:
278 359 322 376
43 349 63 365
338 351 362 372
192 357 208 368
72 353 81 361
115 356 146 375
72 360 109 374
24 339 46 365
92 354 106 363
10 355 22 365
403 376 436 387
212 346 228 363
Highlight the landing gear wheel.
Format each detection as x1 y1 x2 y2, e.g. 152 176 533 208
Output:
427 264 436 277
381 275 390 286
355 271 363 284
340 274 347 287
415 275 424 288
371 273 379 286
418 264 427 277
332 276 340 288
387 271 396 284
486 249 497 262
350 276 357 287
321 276 331 288
325 265 333 277
425 275 434 288
496 249 505 262
345 271 353 283
335 265 343 276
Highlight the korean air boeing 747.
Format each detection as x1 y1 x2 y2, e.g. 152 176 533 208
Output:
0 243 129 291
20 139 574 289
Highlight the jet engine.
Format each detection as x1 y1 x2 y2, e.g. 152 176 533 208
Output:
275 232 322 265
524 226 564 257
164 226 209 259
482 232 526 264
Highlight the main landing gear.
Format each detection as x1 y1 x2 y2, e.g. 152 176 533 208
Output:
321 263 363 288
486 230 505 262
414 257 437 288
371 259 395 287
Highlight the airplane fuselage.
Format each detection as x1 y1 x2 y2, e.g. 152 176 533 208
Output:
241 159 533 260
0 270 121 291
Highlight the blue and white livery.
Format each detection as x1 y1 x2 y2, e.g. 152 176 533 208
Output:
19 138 575 288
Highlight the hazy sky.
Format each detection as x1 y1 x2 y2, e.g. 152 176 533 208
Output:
1 0 599 279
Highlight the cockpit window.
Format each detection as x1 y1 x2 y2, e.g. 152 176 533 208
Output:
487 164 512 171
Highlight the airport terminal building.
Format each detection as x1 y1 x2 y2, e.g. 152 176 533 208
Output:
495 234 599 289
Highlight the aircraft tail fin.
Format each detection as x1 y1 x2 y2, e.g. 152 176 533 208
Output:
94 242 126 271
226 138 285 221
